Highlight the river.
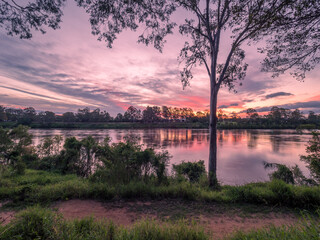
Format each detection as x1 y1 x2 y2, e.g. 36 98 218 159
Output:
29 128 312 185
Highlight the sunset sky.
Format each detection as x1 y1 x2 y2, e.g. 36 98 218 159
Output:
0 1 319 116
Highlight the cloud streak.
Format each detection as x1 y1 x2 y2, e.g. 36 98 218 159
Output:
265 92 293 99
0 1 319 116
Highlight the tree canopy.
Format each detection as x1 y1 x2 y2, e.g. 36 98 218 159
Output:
0 0 66 39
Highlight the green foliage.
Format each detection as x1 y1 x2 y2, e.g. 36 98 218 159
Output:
92 139 170 184
37 135 63 158
37 136 98 177
0 206 60 239
14 157 26 175
300 131 320 184
173 160 206 183
264 162 317 186
264 162 294 184
269 179 294 204
0 125 35 175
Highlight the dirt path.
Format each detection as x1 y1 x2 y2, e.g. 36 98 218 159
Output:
53 199 299 239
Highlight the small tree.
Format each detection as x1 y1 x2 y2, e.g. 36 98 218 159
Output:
300 131 320 184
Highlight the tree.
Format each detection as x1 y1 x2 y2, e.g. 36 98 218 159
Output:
162 106 172 121
19 107 36 124
142 106 161 122
124 106 141 122
114 113 124 122
261 0 320 80
0 106 7 122
77 0 301 186
5 108 23 121
77 107 90 122
246 108 259 121
62 112 76 122
230 111 239 120
290 109 303 123
38 111 56 123
0 0 66 39
308 111 318 124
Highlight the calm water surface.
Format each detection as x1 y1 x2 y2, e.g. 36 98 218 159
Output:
29 129 312 185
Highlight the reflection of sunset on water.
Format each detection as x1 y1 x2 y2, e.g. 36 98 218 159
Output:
30 129 311 185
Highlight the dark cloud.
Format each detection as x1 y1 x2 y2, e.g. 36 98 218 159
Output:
219 103 239 109
265 92 293 99
250 101 320 113
280 101 320 110
218 105 229 108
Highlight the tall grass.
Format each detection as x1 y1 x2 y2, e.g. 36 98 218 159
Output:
1 170 320 209
228 211 320 240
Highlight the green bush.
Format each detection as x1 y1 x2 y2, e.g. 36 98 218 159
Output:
14 158 26 175
173 160 206 183
91 139 170 184
269 179 294 205
0 206 60 240
264 162 294 184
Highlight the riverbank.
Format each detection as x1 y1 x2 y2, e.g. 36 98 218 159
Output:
1 170 319 210
0 121 318 130
1 205 319 240
0 170 319 239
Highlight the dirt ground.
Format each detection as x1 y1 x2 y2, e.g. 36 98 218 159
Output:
53 199 299 239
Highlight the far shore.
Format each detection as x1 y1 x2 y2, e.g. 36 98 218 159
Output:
0 121 318 130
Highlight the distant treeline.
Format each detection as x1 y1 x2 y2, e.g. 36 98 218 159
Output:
0 105 319 129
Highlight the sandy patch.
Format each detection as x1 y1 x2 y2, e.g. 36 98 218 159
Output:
54 199 299 239
53 199 155 226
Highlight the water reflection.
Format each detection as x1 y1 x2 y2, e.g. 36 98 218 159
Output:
29 129 311 185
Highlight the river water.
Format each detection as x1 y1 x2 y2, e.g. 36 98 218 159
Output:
29 128 312 185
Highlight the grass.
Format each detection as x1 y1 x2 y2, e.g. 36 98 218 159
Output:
228 212 320 240
1 170 320 210
0 206 209 240
0 206 319 240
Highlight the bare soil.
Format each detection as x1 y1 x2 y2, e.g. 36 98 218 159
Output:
0 201 15 225
53 199 299 239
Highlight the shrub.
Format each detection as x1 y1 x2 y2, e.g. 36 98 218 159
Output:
173 160 206 183
264 162 294 184
0 206 61 240
269 179 294 205
14 158 26 175
92 139 170 184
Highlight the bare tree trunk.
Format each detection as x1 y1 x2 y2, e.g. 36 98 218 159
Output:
209 79 218 186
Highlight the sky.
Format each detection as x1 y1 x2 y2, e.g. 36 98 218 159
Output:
0 1 319 116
